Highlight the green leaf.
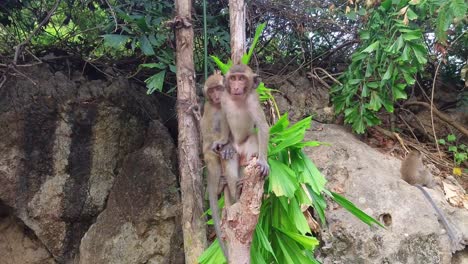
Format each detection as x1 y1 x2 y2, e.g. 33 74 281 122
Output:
269 117 311 155
401 44 411 61
287 197 312 234
210 56 231 74
402 33 421 41
369 91 383 111
351 52 367 62
352 114 365 134
411 44 427 65
169 64 177 73
291 151 326 194
102 34 130 48
382 62 393 81
309 187 327 226
268 160 299 198
392 85 407 100
198 239 227 264
139 35 155 55
276 228 319 250
148 34 158 46
406 8 418 20
140 63 165 69
381 0 392 10
242 22 266 64
269 113 290 134
367 82 379 88
382 98 394 113
253 226 277 262
362 84 369 97
360 31 370 40
450 0 467 18
365 61 374 78
389 35 404 53
361 41 380 53
435 6 452 43
402 71 416 85
275 232 317 264
349 79 362 85
448 146 457 152
438 139 446 145
145 71 166 94
329 192 384 227
447 134 456 142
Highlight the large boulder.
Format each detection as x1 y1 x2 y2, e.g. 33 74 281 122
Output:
305 124 467 264
0 64 182 263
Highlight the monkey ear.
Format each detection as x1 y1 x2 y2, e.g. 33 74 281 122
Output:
253 74 261 89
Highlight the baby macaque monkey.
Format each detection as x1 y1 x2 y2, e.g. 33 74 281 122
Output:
400 149 464 252
213 64 270 199
201 72 238 261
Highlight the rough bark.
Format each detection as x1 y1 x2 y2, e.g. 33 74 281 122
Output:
222 159 265 264
174 1 208 263
229 0 246 64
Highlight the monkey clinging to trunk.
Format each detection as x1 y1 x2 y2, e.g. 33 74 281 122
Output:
213 64 270 198
400 149 465 252
200 72 238 261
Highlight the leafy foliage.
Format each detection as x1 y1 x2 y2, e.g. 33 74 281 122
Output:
332 0 467 133
332 0 429 133
438 134 467 170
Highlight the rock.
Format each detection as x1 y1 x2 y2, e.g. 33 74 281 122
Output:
0 65 182 263
305 123 467 264
265 71 331 122
0 212 55 264
78 121 183 264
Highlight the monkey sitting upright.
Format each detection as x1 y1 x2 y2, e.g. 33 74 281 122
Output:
400 149 464 252
200 72 238 261
213 64 270 198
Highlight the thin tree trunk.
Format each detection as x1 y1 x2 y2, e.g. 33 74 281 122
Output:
174 1 207 263
222 2 265 263
222 159 265 264
229 0 246 64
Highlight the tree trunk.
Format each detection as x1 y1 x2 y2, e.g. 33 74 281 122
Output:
229 0 246 64
222 159 265 264
174 1 207 263
223 2 265 263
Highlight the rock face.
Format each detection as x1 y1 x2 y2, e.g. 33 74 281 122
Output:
0 209 55 264
0 64 182 263
265 71 333 123
305 124 467 264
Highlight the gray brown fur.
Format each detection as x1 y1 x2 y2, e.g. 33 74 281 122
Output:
400 150 435 187
200 73 236 261
400 150 464 252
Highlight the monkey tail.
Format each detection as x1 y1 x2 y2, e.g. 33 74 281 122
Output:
415 185 464 252
208 188 229 262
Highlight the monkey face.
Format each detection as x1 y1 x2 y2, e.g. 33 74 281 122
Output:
207 86 223 105
228 73 248 99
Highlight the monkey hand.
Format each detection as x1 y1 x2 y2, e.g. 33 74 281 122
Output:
256 158 270 178
220 144 236 160
211 141 226 153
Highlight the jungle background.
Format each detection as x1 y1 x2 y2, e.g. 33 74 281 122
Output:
0 0 466 263
0 0 466 176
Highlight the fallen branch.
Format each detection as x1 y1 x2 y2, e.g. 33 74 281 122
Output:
221 158 265 264
403 101 468 138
